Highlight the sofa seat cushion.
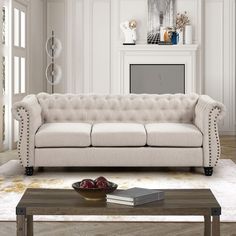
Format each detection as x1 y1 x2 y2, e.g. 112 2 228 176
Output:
91 123 146 147
35 123 92 147
145 123 203 147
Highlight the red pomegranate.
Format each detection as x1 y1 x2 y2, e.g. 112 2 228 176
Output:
79 179 95 188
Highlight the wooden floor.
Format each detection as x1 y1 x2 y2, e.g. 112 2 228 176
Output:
1 221 236 236
0 135 235 236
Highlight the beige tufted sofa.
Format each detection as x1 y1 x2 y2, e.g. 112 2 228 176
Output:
12 92 225 176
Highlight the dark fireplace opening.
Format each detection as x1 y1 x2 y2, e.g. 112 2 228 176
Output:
130 64 185 94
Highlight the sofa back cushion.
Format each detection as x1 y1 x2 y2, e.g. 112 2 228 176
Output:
37 93 199 124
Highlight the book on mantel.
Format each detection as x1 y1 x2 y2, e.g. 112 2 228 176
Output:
106 187 164 206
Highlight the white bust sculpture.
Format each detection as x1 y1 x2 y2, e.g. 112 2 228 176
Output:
120 20 137 45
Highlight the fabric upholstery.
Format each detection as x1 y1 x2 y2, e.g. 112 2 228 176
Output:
37 93 199 124
145 123 203 147
12 92 225 168
35 147 203 167
194 95 226 167
12 95 42 167
35 123 91 147
91 123 146 146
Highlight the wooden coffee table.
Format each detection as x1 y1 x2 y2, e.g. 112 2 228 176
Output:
16 188 221 236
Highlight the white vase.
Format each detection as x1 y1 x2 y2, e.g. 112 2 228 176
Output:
185 25 193 44
177 30 183 45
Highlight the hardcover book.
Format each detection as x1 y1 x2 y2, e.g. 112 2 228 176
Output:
106 187 164 205
107 195 164 206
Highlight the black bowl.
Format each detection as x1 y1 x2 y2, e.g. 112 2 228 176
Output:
72 181 118 201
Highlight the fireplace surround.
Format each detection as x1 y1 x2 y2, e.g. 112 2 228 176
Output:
118 44 198 94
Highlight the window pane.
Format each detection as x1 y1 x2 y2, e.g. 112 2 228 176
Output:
2 105 5 142
2 56 5 94
20 11 25 48
21 57 25 93
14 56 19 94
2 7 6 44
14 8 19 47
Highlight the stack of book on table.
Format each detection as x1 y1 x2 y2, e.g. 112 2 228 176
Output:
106 187 164 206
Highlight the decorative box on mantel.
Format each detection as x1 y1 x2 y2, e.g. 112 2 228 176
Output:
117 44 199 94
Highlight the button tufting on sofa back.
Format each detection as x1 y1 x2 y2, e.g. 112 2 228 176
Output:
37 93 199 124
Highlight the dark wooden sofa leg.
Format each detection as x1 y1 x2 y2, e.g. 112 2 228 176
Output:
25 167 34 176
204 167 213 176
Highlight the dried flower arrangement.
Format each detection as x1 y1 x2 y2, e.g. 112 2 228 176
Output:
176 11 190 32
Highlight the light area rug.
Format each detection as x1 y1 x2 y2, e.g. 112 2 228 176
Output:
0 160 236 222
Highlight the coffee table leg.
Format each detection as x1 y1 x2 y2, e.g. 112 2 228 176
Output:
27 215 33 236
212 215 220 236
204 215 211 236
17 215 26 236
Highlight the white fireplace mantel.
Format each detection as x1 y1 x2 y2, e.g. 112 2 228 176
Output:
117 44 199 94
118 44 198 52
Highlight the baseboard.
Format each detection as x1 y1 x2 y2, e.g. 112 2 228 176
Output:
219 131 236 136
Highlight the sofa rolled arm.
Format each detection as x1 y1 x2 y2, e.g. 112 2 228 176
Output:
12 95 42 167
194 95 226 167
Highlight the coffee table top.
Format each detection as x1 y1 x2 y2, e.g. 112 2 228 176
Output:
16 188 221 216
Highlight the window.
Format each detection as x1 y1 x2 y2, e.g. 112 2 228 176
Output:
14 8 19 47
13 56 25 94
12 4 27 95
9 0 28 148
20 57 25 93
0 1 28 150
14 7 26 49
14 56 19 94
2 7 5 45
20 11 25 48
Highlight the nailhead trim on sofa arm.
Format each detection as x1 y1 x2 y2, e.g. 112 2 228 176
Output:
16 107 30 167
208 107 221 167
194 95 226 169
12 94 42 168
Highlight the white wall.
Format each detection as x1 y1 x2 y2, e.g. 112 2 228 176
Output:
63 0 203 94
46 0 67 93
204 0 235 134
44 0 235 134
28 0 46 94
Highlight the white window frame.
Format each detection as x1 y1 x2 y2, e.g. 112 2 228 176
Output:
0 0 30 150
12 0 28 96
9 0 29 149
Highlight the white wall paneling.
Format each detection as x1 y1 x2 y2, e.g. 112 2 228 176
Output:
222 0 235 134
64 0 111 94
60 0 203 94
205 0 223 101
71 0 84 93
205 0 235 134
46 0 66 93
175 0 204 93
29 0 46 94
92 0 111 93
65 0 85 93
